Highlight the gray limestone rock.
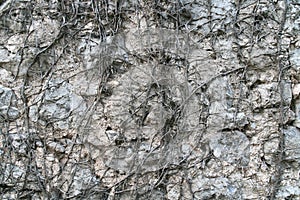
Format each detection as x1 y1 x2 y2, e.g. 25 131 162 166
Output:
0 0 299 199
209 131 250 165
293 99 300 128
192 176 242 199
291 49 300 70
31 79 87 129
284 126 300 162
0 85 19 122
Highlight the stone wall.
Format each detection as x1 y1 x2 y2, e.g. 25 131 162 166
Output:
0 0 300 199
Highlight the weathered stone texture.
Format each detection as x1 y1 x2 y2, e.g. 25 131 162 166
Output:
0 0 300 199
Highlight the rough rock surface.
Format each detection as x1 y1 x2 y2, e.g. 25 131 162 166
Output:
0 0 300 199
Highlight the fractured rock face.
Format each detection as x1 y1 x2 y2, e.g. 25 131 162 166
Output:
0 85 19 122
1 0 300 199
290 49 300 70
209 131 250 166
192 176 242 199
29 79 87 130
283 126 300 162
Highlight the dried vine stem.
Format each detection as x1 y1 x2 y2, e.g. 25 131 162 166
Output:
270 0 289 199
